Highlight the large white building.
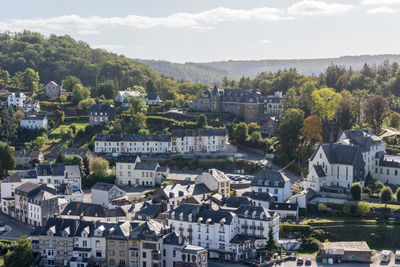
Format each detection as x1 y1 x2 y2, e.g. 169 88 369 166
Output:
250 170 291 202
168 203 279 261
94 128 232 154
7 92 26 107
115 90 141 107
115 154 169 186
20 115 48 129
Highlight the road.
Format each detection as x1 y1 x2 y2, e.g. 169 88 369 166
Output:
0 213 33 240
381 128 400 138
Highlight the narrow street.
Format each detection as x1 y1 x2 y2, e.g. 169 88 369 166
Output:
0 213 34 240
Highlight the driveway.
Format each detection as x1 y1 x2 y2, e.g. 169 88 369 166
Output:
0 213 34 240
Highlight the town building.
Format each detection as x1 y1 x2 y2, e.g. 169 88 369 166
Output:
250 171 291 202
44 81 64 98
94 128 233 154
264 91 285 116
89 104 115 126
7 92 26 107
305 143 366 193
46 146 94 163
374 152 400 185
115 90 141 107
12 149 44 167
318 241 372 263
20 115 48 129
190 86 265 122
153 183 195 210
91 182 126 206
146 93 163 106
23 99 41 113
259 116 279 137
195 169 231 198
36 163 82 191
115 154 169 186
60 202 127 222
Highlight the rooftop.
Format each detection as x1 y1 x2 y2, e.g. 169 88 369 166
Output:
320 241 371 252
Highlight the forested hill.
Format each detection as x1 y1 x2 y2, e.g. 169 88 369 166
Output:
0 31 160 88
141 55 400 83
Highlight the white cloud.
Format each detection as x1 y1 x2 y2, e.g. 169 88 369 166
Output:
367 6 396 13
260 39 272 44
288 0 354 16
0 7 285 34
362 0 400 5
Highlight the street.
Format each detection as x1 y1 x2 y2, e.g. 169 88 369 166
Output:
0 213 33 240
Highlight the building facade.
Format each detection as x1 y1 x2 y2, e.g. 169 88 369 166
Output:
45 81 64 98
8 92 26 107
20 115 48 129
250 171 291 202
264 91 285 116
89 104 115 126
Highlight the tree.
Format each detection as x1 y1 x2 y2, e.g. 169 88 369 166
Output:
22 68 39 92
78 98 96 111
128 96 148 114
0 108 17 142
94 81 116 99
380 186 393 204
163 100 174 110
311 88 342 120
278 108 304 159
396 187 400 202
0 70 11 87
250 131 262 142
390 112 400 129
364 95 390 133
197 114 208 128
283 87 298 110
4 236 34 267
63 75 82 92
337 96 355 130
71 84 90 104
56 109 65 123
364 172 374 187
350 182 362 201
301 115 322 145
55 150 66 163
13 109 25 121
130 113 147 133
233 122 249 143
0 142 15 175
247 123 260 135
265 228 278 254
356 202 370 218
90 157 109 177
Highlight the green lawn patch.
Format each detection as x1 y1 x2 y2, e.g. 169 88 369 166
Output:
50 121 89 135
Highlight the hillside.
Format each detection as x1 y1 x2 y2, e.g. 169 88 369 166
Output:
141 55 400 83
138 59 240 84
0 31 160 88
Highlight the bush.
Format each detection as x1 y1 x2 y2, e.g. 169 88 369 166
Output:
350 182 362 201
300 237 320 252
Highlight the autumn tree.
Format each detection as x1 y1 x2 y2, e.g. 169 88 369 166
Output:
311 88 342 121
247 122 260 135
364 95 390 133
301 115 323 145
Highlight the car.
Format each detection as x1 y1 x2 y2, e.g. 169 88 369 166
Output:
266 163 272 169
184 177 191 181
305 258 311 265
234 153 245 159
297 257 304 265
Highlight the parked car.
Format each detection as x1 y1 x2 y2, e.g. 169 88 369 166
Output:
381 250 391 262
297 257 304 265
395 250 400 261
305 258 311 265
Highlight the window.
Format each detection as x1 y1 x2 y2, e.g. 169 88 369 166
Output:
173 250 176 257
120 251 125 257
83 240 87 247
110 250 115 256
120 242 125 247
110 241 115 247
143 252 146 258
387 169 390 175
119 260 125 266
110 259 115 265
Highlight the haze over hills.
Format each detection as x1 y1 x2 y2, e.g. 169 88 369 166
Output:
141 54 400 84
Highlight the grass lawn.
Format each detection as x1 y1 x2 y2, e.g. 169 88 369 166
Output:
0 256 4 265
50 121 89 135
367 202 400 210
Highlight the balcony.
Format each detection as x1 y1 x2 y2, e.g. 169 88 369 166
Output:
241 225 249 229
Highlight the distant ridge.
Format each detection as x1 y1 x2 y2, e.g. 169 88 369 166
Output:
140 54 400 84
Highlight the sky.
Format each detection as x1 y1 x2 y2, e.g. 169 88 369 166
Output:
1 0 400 63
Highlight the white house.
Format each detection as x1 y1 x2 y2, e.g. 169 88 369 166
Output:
153 183 195 209
115 154 169 186
195 169 231 198
45 81 64 98
250 170 291 202
305 143 366 193
8 92 26 107
91 182 126 206
146 93 163 106
20 115 48 129
23 100 41 113
36 163 82 191
115 91 141 107
264 91 284 115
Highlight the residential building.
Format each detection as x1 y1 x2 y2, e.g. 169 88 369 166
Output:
195 169 231 198
20 115 48 129
374 152 400 185
191 87 264 122
44 81 64 98
115 154 169 186
46 146 94 162
305 143 366 193
94 128 233 154
250 170 291 202
60 202 127 222
7 92 26 107
91 182 126 206
36 163 82 191
146 93 163 106
264 91 285 115
89 104 115 126
153 183 195 209
242 191 274 209
115 90 141 107
23 99 41 113
259 116 279 137
12 149 44 167
269 202 298 220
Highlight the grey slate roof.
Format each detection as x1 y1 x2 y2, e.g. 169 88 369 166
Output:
341 129 383 152
147 93 160 100
242 191 273 202
221 196 251 208
235 205 274 221
61 202 126 217
91 182 115 191
205 87 264 104
313 165 326 178
171 128 228 137
12 149 41 158
170 203 234 224
89 104 114 115
269 202 298 211
313 143 365 166
115 154 140 163
21 115 47 121
134 162 158 171
36 163 66 176
163 232 183 245
376 152 400 168
47 147 92 160
251 170 289 188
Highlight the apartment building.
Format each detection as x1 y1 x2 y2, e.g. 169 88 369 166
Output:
250 170 291 202
23 99 41 113
89 104 115 126
264 91 285 116
36 163 82 191
20 115 48 129
195 169 231 198
7 92 26 107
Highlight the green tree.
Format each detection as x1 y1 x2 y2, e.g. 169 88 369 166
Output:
0 70 11 87
0 108 17 142
55 150 66 163
364 172 374 187
63 75 82 92
130 113 147 133
396 187 400 202
250 131 262 142
90 157 109 177
380 186 393 204
11 72 24 89
197 114 208 128
265 228 278 254
390 112 400 129
337 96 355 130
94 81 116 99
71 84 90 104
283 87 298 110
356 202 370 217
311 88 342 120
78 98 96 111
233 122 249 143
278 108 304 159
22 68 40 92
0 142 15 175
247 123 260 135
4 236 34 267
56 109 65 123
163 100 174 110
128 96 148 114
350 182 362 201
364 95 390 133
